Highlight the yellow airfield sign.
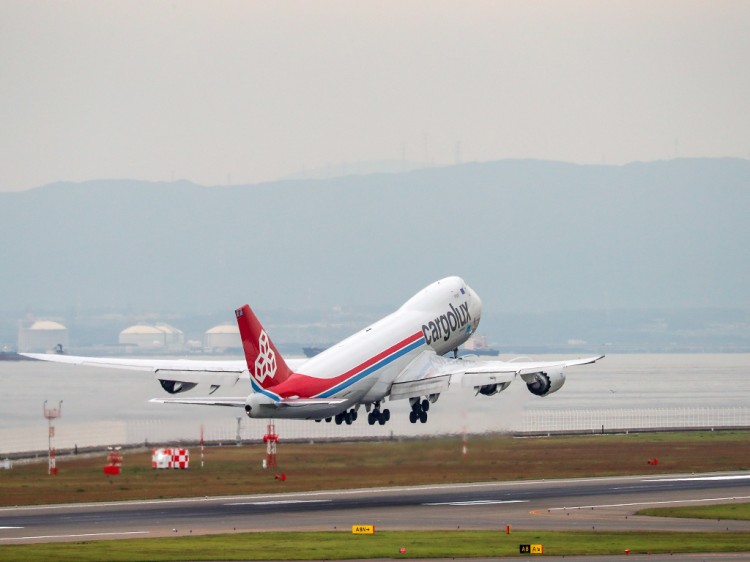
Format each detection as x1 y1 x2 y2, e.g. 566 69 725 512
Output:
520 543 544 554
352 525 375 534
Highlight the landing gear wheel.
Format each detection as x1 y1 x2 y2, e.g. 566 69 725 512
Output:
378 414 386 426
335 414 343 425
421 399 430 412
350 410 358 422
368 412 376 425
383 408 391 421
409 411 418 423
325 417 332 423
419 410 428 423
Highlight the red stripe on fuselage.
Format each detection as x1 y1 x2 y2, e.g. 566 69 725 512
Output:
268 331 424 398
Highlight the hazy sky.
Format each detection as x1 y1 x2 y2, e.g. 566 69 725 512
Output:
2 1 749 192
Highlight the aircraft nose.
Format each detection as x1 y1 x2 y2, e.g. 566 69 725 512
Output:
466 285 482 327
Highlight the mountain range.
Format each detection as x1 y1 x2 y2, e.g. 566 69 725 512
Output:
1 158 748 351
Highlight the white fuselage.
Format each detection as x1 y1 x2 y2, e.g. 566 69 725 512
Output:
245 276 482 418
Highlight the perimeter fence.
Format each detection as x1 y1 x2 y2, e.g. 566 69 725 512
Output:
519 406 750 434
3 407 749 456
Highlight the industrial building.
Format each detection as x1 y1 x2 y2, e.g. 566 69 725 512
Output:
204 323 240 352
17 320 69 353
119 323 184 351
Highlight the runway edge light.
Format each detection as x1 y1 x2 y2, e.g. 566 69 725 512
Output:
352 525 375 534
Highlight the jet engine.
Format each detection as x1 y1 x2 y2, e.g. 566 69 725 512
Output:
522 368 565 397
477 382 511 396
159 379 198 394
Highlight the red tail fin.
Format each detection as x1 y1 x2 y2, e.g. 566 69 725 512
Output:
235 305 292 389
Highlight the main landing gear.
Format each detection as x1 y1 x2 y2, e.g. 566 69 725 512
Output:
318 403 391 426
367 405 390 426
333 409 358 425
409 398 430 424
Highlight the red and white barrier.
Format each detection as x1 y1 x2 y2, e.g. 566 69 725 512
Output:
172 448 189 469
152 448 190 469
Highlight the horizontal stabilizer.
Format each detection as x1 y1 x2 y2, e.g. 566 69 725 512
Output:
275 397 349 408
150 397 247 407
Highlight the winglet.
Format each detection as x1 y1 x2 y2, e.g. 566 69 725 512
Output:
235 305 292 389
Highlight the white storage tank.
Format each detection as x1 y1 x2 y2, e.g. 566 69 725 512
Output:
17 320 69 353
119 323 184 351
204 324 240 352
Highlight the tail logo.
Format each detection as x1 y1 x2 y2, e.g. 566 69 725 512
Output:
253 330 277 384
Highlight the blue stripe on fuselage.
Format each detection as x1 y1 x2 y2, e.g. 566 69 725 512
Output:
250 378 282 401
249 336 426 403
316 336 426 399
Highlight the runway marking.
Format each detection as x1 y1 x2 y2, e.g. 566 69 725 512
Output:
545 495 750 512
1 472 747 513
0 531 149 542
0 527 23 530
226 499 331 506
0 475 657 512
424 500 529 506
645 475 750 482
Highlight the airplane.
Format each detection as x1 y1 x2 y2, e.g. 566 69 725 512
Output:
24 276 603 426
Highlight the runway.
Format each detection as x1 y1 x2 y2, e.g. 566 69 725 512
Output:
1 471 750 545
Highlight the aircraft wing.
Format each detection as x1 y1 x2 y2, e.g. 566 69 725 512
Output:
21 353 250 390
21 353 248 372
389 350 604 400
22 353 306 394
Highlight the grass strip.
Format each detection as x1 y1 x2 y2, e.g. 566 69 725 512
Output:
639 502 750 521
2 530 750 561
3 431 750 507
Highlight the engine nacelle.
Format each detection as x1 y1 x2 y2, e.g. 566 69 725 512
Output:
477 382 511 396
523 368 565 397
159 379 198 394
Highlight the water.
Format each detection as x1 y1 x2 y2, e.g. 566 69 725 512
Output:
1 354 748 454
